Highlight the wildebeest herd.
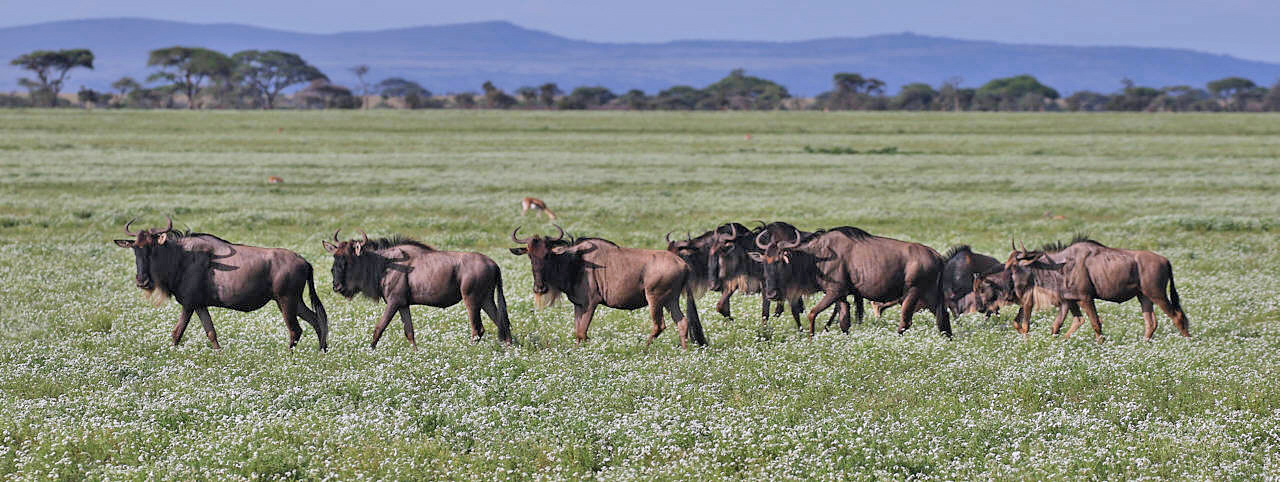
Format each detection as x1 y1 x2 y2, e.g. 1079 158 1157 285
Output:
113 218 1190 350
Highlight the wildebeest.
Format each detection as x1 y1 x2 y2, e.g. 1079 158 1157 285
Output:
113 218 328 350
668 222 789 321
707 222 845 330
874 245 1006 318
510 225 707 348
324 230 512 348
753 226 951 337
997 238 1190 341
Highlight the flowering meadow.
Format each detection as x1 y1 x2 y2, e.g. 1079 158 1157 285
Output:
0 110 1278 479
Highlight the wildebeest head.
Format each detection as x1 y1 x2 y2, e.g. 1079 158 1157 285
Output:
509 225 591 307
972 269 1014 315
322 229 372 298
113 217 177 297
747 227 803 300
707 222 753 291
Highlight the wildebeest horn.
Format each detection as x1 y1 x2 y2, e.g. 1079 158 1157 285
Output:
665 230 675 244
511 226 532 244
686 231 692 243
161 215 173 233
1011 238 1017 252
755 230 771 250
551 224 565 241
779 227 803 249
1019 241 1027 252
124 218 139 236
332 229 341 243
358 230 370 244
727 223 740 239
754 220 766 229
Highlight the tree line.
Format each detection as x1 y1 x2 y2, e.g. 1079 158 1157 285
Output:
7 47 1280 112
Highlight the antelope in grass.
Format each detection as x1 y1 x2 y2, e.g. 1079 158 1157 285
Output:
521 197 557 220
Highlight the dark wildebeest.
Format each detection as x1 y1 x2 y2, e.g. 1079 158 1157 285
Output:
113 218 328 350
510 225 707 348
668 222 791 321
753 226 951 337
997 238 1190 341
871 245 1006 318
324 230 512 348
707 222 849 330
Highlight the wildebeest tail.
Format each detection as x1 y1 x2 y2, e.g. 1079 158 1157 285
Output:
494 267 513 343
1168 269 1187 331
932 252 953 337
305 265 329 350
684 283 708 346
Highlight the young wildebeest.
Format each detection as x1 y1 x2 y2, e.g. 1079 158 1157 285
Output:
753 227 951 337
998 238 1190 341
324 230 511 348
510 225 707 348
113 218 328 350
872 245 1005 318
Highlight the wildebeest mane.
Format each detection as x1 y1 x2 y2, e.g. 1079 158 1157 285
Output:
1038 234 1105 253
366 235 435 251
569 236 618 247
943 245 972 261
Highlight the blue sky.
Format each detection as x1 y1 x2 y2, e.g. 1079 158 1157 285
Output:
6 0 1278 62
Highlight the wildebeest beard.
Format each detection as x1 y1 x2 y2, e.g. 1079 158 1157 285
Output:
335 250 412 301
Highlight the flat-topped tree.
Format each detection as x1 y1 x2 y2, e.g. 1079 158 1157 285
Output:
147 47 233 109
233 50 327 109
10 49 94 107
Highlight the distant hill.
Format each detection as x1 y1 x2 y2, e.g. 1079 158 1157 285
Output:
3 17 1279 96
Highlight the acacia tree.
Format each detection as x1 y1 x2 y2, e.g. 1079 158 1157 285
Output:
1207 77 1258 111
350 65 370 108
147 47 234 109
232 50 326 109
10 49 94 107
538 83 561 107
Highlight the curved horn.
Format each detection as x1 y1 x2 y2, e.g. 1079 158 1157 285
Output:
124 218 139 236
551 224 565 241
686 231 693 243
332 229 341 243
727 223 740 239
665 230 675 244
1011 238 1016 252
779 227 803 249
1019 241 1027 253
511 226 532 244
358 229 370 244
755 230 771 250
754 220 766 229
163 215 173 233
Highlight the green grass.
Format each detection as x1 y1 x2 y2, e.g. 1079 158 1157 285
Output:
1 109 1278 479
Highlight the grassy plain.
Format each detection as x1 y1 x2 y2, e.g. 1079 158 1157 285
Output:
0 109 1278 479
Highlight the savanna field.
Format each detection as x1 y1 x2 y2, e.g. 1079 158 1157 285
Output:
1 110 1279 479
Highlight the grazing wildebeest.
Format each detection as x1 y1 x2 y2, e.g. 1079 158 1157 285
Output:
872 245 1005 318
324 230 512 348
510 225 707 348
113 218 328 350
1001 238 1190 341
753 226 951 337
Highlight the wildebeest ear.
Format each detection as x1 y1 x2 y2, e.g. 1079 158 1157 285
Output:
747 252 764 262
114 239 134 248
322 241 338 253
509 247 528 256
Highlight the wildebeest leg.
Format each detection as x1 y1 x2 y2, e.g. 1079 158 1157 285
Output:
664 295 691 350
853 293 865 325
1050 303 1071 336
645 297 667 349
1062 303 1085 339
715 287 736 319
573 302 598 343
479 297 512 345
838 298 855 333
369 303 400 349
897 291 921 335
194 307 221 350
790 298 804 332
774 301 786 317
399 307 417 350
297 305 325 350
464 296 485 342
172 306 193 346
1078 298 1106 343
1138 295 1157 341
277 298 303 349
806 292 842 337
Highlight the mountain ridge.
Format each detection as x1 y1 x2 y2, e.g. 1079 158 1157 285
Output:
2 17 1277 96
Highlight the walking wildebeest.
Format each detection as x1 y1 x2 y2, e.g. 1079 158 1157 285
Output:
668 222 792 321
997 238 1190 341
113 218 329 350
753 227 951 337
707 222 848 330
324 230 512 348
871 245 1005 318
510 225 707 348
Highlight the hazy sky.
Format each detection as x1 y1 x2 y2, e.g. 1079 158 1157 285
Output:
6 0 1278 62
